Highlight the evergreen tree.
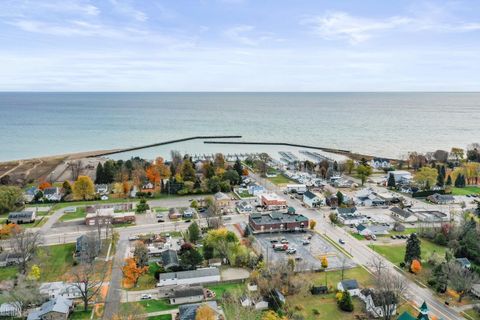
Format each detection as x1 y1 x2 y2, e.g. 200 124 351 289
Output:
404 233 422 264
95 163 104 184
336 191 344 206
187 222 200 243
62 180 72 195
436 172 445 187
387 173 396 188
338 290 354 312
440 165 446 178
135 198 149 213
446 175 452 186
180 159 196 182
103 161 116 183
233 159 243 177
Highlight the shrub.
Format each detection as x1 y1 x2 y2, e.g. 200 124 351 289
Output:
312 308 320 315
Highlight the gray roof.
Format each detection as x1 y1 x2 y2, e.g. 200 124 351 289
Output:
390 207 412 218
337 207 357 215
159 268 220 281
340 279 359 290
43 187 59 195
303 190 318 200
172 286 204 298
249 211 309 225
8 211 34 219
456 257 471 267
161 250 179 267
178 301 218 320
27 296 72 320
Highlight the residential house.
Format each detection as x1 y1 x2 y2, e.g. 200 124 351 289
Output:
371 158 391 169
43 187 62 201
360 288 397 319
236 201 253 214
95 184 109 195
24 187 39 203
0 252 23 267
168 208 182 220
337 279 360 297
7 211 36 224
248 211 308 234
178 301 220 320
390 207 418 223
387 171 412 183
161 249 180 270
75 234 100 261
240 296 269 310
302 191 323 208
39 282 84 300
169 286 204 305
397 302 430 320
409 209 449 222
336 207 368 226
26 296 73 320
427 193 455 204
214 192 230 208
0 303 21 318
260 193 287 211
247 185 265 196
157 268 220 287
456 257 472 269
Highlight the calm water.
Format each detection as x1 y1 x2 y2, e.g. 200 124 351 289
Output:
0 92 479 161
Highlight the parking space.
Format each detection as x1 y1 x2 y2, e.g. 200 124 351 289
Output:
254 232 355 272
359 207 395 224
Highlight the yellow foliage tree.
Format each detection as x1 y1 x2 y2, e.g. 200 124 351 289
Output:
195 304 215 320
321 256 328 269
28 264 41 281
309 219 316 230
73 175 95 200
122 258 148 288
261 310 287 320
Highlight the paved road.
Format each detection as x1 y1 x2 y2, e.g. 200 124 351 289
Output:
250 171 464 320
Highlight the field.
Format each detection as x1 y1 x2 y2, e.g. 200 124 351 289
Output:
206 282 244 298
39 243 76 281
369 239 447 266
452 186 480 195
122 299 177 313
148 316 172 320
464 308 480 320
267 174 295 185
60 207 86 221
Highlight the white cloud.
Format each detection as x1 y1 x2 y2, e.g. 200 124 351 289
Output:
302 11 411 44
224 25 279 46
109 0 148 22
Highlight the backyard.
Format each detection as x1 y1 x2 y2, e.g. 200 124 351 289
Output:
128 262 161 291
60 207 86 222
267 174 295 185
451 186 480 196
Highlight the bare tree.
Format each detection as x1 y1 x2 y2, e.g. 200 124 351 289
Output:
2 275 44 316
369 257 408 320
69 160 82 181
70 260 108 311
206 199 223 229
9 228 42 274
448 262 479 302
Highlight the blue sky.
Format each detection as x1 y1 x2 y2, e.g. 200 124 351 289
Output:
0 0 479 91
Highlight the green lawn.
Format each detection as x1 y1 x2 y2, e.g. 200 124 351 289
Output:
206 282 244 298
0 266 18 281
70 310 92 320
288 295 365 320
237 190 252 198
464 308 480 320
369 239 447 266
452 186 480 195
128 262 160 291
154 207 169 212
389 228 419 236
123 299 177 313
148 316 172 320
39 243 76 281
59 207 86 222
267 174 295 185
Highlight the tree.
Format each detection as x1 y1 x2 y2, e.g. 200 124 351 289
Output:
234 159 243 177
38 181 52 190
181 158 196 182
309 220 317 230
321 255 329 285
190 199 199 209
2 275 43 315
223 169 240 186
448 262 479 302
356 164 372 186
179 243 204 270
187 221 201 243
214 153 226 170
195 304 216 320
329 213 338 224
414 167 438 190
262 310 287 320
337 290 354 312
410 259 422 274
27 264 41 281
62 180 72 195
95 163 104 184
135 198 149 213
71 260 109 311
387 173 396 188
145 165 160 184
0 186 24 214
404 233 421 264
133 242 149 268
9 227 42 274
204 228 239 263
446 175 452 186
122 258 148 288
345 159 355 174
336 191 344 206
73 175 95 200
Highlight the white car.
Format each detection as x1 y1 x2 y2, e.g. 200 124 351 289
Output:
286 248 296 254
128 235 140 241
140 294 152 300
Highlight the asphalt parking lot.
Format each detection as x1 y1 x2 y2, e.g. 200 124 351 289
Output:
254 232 355 272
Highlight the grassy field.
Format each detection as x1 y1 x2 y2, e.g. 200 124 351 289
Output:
464 308 480 320
70 310 92 320
267 174 295 185
206 282 244 298
123 299 177 313
39 243 76 281
452 186 480 195
59 207 86 222
129 262 160 291
0 266 18 281
288 295 365 320
148 316 172 320
369 239 447 266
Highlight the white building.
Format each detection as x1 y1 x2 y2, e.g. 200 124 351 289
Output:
337 279 360 297
39 282 84 300
157 268 220 287
286 184 307 194
390 207 418 223
388 171 412 183
361 289 397 319
302 191 323 208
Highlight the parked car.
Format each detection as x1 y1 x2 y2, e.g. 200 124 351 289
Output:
157 219 165 223
280 239 289 244
141 294 152 300
339 239 346 245
156 214 164 219
128 235 140 241
270 239 279 244
286 248 296 254
302 239 310 245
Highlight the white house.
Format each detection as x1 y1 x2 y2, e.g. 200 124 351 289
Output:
388 171 412 183
337 279 360 297
247 185 265 196
0 303 21 318
39 282 84 300
169 286 204 305
240 296 269 310
286 184 307 194
157 268 220 287
336 207 368 226
371 158 391 169
43 187 62 201
361 289 397 319
237 201 254 214
302 191 323 208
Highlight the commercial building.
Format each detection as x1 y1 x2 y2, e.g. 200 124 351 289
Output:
157 268 220 287
259 193 287 210
84 208 135 226
248 211 308 234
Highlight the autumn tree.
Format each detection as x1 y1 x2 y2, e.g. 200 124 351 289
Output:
133 242 149 268
122 258 148 288
448 262 479 302
181 158 196 182
410 259 422 274
9 227 42 274
204 228 239 263
309 220 317 230
195 304 216 320
73 175 95 200
345 159 355 174
27 264 41 281
71 260 109 311
414 167 438 190
0 186 24 214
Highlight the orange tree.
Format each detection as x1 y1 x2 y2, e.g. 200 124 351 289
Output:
122 258 148 288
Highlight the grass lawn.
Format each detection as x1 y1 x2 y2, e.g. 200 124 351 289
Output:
0 266 18 281
369 239 447 266
39 243 76 281
464 308 480 320
237 190 252 198
123 299 177 313
267 174 295 185
148 316 172 320
451 186 480 195
59 207 86 222
206 282 244 298
154 207 169 212
70 310 92 320
389 228 419 236
288 294 365 320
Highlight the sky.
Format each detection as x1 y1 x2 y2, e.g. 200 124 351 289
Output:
0 0 479 91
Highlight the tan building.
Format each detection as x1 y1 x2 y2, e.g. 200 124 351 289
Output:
85 208 135 226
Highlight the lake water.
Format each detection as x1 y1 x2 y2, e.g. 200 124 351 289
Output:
1 92 479 161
